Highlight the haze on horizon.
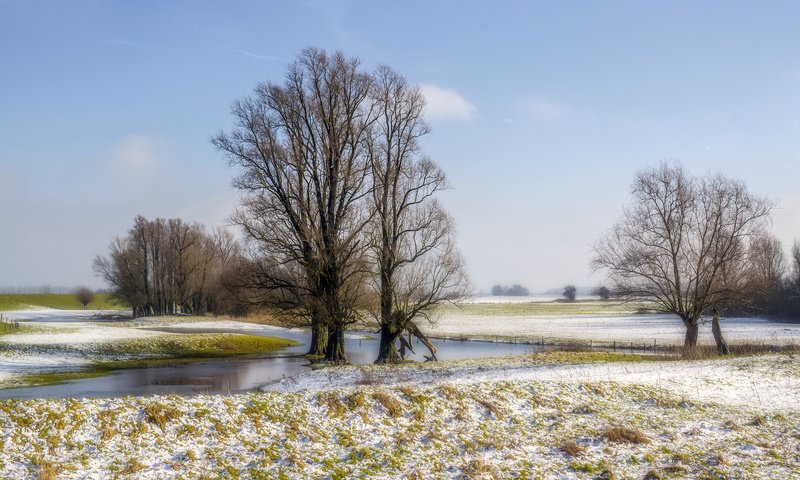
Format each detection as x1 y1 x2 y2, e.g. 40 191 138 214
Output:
1 1 799 293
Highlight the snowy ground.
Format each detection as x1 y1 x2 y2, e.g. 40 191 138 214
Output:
425 311 800 347
1 354 798 479
3 309 800 478
266 354 800 412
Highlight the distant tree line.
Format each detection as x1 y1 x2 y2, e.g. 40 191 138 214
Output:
94 215 242 317
746 240 800 321
491 284 529 296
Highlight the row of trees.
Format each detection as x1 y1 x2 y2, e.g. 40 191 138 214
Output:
747 239 800 320
490 284 530 296
94 215 241 317
213 48 468 363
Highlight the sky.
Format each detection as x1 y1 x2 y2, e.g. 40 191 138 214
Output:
1 0 799 293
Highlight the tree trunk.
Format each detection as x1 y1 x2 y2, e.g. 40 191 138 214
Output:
375 323 401 364
324 325 347 364
711 308 731 355
407 321 438 361
307 321 328 357
683 320 699 350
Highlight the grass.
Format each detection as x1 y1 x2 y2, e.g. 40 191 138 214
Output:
435 300 651 317
9 370 112 389
0 321 21 336
96 333 299 358
0 293 121 311
3 373 797 479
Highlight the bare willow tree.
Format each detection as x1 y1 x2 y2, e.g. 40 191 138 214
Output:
367 66 468 363
593 163 773 352
213 48 375 363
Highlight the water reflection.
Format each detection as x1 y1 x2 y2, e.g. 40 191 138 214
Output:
0 328 540 400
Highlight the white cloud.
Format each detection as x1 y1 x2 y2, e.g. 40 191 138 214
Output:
420 84 477 121
110 134 163 178
519 96 570 121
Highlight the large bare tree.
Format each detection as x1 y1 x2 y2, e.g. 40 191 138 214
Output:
593 163 773 351
213 48 375 362
367 66 468 363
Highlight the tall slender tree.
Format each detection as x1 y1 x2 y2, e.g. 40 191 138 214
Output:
367 66 468 363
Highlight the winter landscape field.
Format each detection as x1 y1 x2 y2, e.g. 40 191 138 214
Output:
2 301 800 478
5 3 800 479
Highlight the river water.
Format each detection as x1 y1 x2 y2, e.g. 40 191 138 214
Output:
0 326 541 399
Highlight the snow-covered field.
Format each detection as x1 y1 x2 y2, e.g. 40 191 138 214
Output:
426 311 800 347
3 308 800 478
1 354 798 479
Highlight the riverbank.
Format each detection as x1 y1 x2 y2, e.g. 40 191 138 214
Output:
0 310 299 389
1 353 797 479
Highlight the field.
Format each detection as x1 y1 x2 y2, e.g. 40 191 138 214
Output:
0 293 121 311
437 299 646 317
3 307 800 478
1 353 798 479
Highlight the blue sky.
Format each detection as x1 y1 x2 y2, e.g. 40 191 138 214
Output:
1 1 799 292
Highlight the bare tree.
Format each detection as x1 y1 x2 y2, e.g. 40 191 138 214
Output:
94 215 241 317
75 286 94 309
366 66 468 363
788 243 800 298
744 232 786 315
213 48 375 363
593 163 773 352
562 285 577 302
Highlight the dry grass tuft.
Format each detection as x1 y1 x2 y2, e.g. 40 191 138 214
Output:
100 427 117 442
475 398 506 419
319 393 347 417
724 419 742 431
562 438 587 457
642 470 662 480
374 391 403 417
119 459 147 475
143 403 182 431
604 425 651 444
438 384 461 400
462 457 495 477
35 459 62 480
749 414 767 426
